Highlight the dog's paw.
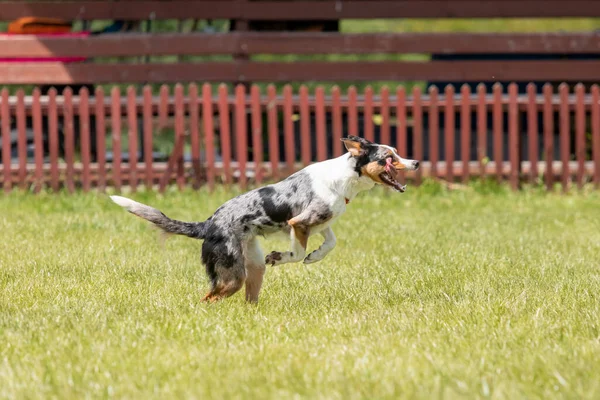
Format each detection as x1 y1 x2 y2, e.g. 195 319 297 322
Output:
303 252 320 264
265 251 283 266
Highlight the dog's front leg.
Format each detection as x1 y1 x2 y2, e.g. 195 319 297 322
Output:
303 227 336 264
265 223 309 266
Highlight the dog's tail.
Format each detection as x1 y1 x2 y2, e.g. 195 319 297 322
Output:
110 195 207 239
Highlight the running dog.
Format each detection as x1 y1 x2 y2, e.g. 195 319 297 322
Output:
110 136 419 303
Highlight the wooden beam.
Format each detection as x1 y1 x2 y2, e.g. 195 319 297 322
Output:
1 1 600 21
240 1 600 19
0 1 239 21
1 61 600 84
3 32 600 58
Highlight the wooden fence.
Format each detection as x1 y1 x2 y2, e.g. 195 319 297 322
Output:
1 82 599 193
2 0 600 84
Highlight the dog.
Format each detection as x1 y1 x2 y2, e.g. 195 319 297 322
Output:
110 136 419 303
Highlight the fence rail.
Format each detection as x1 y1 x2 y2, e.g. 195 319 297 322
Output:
1 82 599 194
1 0 600 20
3 32 600 84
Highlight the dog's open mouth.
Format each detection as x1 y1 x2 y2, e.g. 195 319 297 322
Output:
381 158 407 192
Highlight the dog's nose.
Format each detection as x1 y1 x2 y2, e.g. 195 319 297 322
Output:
413 160 420 170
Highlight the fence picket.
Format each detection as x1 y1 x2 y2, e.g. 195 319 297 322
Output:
32 88 43 193
235 84 248 189
250 85 264 184
203 83 215 190
508 83 519 190
559 83 570 192
316 86 327 162
267 84 279 181
527 83 538 184
111 87 122 191
412 86 423 185
283 85 295 175
80 87 92 192
543 84 554 191
95 87 106 191
592 85 600 189
477 83 487 178
492 83 503 183
189 83 201 189
175 84 185 190
429 86 439 178
445 85 455 183
575 83 585 190
1 89 11 192
63 88 75 193
380 86 390 146
460 84 470 183
332 86 342 158
396 86 406 184
16 89 27 190
364 86 374 142
348 86 358 137
299 85 311 164
143 85 154 189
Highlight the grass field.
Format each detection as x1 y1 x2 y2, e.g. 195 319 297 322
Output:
1 182 600 399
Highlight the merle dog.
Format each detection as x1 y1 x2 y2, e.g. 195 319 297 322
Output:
111 136 419 303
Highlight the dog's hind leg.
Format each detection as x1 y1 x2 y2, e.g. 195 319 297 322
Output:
244 237 265 303
201 237 246 303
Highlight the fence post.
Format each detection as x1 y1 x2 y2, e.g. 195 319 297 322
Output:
188 84 201 190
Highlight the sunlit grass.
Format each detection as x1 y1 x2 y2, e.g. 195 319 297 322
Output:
1 182 600 399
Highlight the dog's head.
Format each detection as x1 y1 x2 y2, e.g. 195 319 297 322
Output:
342 136 419 192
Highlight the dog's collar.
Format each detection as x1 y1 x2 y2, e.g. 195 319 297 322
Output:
345 197 350 204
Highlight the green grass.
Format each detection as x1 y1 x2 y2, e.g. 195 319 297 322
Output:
1 182 600 399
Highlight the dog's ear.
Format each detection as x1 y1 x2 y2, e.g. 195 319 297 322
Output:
341 136 371 157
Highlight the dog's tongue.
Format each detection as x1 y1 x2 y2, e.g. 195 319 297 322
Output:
385 158 399 180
